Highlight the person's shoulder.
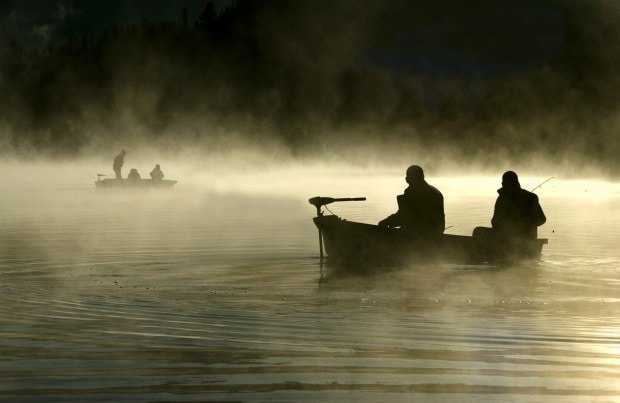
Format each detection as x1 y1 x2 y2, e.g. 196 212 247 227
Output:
427 182 443 196
521 189 539 201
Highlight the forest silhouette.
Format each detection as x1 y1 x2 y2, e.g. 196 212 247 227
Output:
1 0 619 173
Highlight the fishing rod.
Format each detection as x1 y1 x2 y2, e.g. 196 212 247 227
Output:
530 176 554 192
78 164 97 181
78 163 111 184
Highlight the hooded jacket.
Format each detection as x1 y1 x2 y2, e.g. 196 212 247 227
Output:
492 186 546 238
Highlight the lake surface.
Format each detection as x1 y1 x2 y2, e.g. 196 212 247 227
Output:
1 165 619 402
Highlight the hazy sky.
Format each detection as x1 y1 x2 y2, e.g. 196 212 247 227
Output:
365 2 567 77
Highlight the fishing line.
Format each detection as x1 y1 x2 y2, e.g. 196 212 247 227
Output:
78 164 97 180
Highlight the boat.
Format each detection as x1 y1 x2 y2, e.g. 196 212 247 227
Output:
309 196 548 270
95 175 177 189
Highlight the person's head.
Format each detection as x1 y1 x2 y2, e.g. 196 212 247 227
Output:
121 149 126 156
130 168 137 173
405 165 425 184
155 164 160 169
501 170 521 189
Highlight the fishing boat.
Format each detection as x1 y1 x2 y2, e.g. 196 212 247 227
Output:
309 196 547 270
95 175 177 189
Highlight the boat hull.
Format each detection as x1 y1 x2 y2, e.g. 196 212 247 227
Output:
95 179 177 189
313 215 547 269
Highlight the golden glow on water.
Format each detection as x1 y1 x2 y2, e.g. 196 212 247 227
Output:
0 160 619 400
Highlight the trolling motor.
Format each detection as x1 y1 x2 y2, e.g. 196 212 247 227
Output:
308 196 366 264
308 196 366 217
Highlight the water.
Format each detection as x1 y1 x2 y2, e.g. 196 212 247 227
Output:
1 166 619 402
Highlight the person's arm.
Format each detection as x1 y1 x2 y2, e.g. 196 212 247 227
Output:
438 193 445 233
531 195 546 226
491 197 503 228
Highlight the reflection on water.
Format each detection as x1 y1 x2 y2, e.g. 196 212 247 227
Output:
0 168 619 402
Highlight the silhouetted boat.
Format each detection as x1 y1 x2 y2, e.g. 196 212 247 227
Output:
309 196 548 270
95 177 177 189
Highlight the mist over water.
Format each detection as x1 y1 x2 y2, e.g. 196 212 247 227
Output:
1 0 620 175
2 0 620 399
0 161 619 400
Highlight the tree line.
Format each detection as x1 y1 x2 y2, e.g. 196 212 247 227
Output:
0 0 619 171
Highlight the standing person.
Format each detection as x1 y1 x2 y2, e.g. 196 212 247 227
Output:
150 164 164 180
491 171 546 239
378 165 445 237
113 149 126 179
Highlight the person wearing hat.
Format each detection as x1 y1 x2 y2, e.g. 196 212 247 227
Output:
378 165 445 237
491 171 546 239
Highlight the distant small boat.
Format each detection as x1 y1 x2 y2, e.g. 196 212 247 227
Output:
95 176 177 189
309 196 548 270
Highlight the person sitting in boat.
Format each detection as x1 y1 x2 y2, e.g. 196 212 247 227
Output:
127 168 141 180
150 164 164 180
489 171 546 239
378 165 445 236
113 149 126 179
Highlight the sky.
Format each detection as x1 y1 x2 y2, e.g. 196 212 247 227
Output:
365 2 567 77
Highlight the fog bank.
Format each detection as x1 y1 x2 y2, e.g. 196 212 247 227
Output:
1 1 619 176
